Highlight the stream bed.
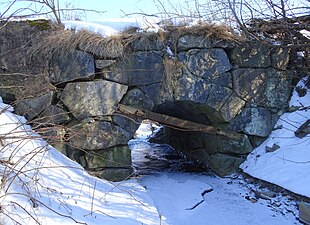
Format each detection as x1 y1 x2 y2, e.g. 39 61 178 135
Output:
126 121 301 225
128 121 204 176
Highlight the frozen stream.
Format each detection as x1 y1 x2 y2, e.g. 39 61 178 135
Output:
129 121 205 176
127 121 302 225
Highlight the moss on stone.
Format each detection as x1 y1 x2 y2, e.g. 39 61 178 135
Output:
27 20 51 31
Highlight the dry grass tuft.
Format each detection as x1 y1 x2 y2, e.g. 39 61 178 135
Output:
28 27 167 59
29 29 125 59
165 22 243 42
28 22 242 60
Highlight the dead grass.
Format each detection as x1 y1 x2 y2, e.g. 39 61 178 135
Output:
28 21 243 60
28 29 125 59
165 22 243 42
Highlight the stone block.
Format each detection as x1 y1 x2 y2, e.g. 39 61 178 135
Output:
121 88 155 111
85 145 132 169
61 80 127 120
219 93 246 122
299 202 310 225
36 105 70 125
15 91 54 120
69 121 130 150
230 42 271 67
271 47 290 70
180 48 231 80
90 168 133 182
230 106 277 137
202 133 253 155
205 84 232 111
208 154 245 177
178 34 212 50
95 59 115 69
232 68 292 108
101 52 164 86
49 50 95 84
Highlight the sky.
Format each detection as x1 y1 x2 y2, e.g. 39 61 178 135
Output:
1 0 308 25
0 0 194 21
71 0 159 20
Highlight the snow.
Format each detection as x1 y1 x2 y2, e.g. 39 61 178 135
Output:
300 29 310 39
63 18 161 36
140 173 299 225
241 76 310 198
0 94 303 225
0 98 161 225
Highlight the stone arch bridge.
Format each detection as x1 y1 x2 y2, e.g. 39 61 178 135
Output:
0 21 292 180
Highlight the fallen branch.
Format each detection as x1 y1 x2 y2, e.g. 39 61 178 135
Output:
114 104 244 140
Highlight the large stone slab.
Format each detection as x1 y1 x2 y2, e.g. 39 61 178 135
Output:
208 154 245 176
179 48 232 82
178 34 212 50
219 93 246 122
61 80 128 120
15 91 54 120
49 50 95 84
202 133 253 155
264 70 293 108
113 115 140 137
84 145 132 169
174 72 211 104
230 42 271 67
271 47 290 70
232 68 292 108
69 121 130 150
0 73 52 102
35 105 71 125
101 52 164 86
121 88 155 111
299 202 310 224
230 106 277 137
205 84 232 111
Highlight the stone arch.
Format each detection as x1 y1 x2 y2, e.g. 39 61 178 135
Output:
0 21 293 180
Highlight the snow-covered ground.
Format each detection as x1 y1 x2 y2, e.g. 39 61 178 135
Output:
140 173 300 225
241 76 310 198
0 76 308 224
0 99 161 225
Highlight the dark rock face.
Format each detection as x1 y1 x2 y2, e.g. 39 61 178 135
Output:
178 35 212 50
15 91 55 120
179 48 231 81
60 80 128 120
69 121 130 150
271 48 290 70
84 145 133 181
0 21 54 102
299 202 310 224
121 88 155 111
1 21 294 179
230 42 271 67
49 50 95 84
101 52 164 86
232 68 292 108
36 105 71 125
230 106 278 137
